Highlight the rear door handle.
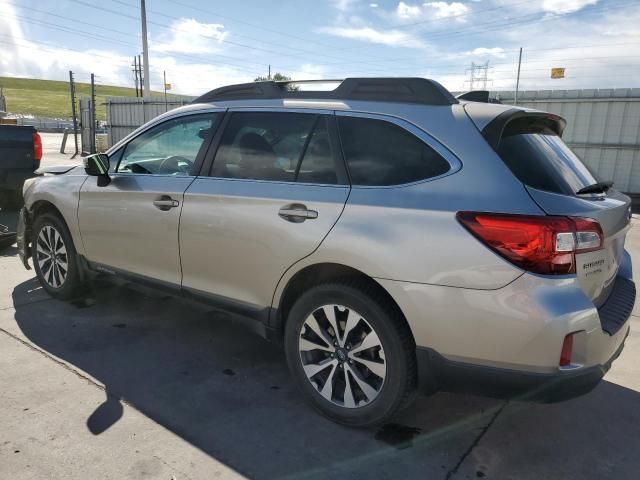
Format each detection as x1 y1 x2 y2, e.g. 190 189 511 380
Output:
153 195 180 211
278 204 318 223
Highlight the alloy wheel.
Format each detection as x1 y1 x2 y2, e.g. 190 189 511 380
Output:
298 304 386 408
36 225 68 288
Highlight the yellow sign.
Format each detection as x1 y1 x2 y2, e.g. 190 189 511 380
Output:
551 68 565 79
165 83 172 90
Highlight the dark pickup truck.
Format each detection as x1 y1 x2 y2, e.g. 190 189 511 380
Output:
0 125 42 207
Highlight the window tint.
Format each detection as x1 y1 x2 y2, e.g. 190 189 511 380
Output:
497 124 599 195
118 114 218 175
338 116 451 186
212 112 338 184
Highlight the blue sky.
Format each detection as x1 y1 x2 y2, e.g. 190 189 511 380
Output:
1 0 639 95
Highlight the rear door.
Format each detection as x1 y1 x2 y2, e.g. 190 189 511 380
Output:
180 109 350 312
490 114 632 306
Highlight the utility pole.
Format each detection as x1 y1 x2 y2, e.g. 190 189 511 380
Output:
90 73 97 154
514 47 523 106
133 56 139 97
268 64 271 80
68 71 79 157
138 55 143 96
163 70 168 111
141 0 151 97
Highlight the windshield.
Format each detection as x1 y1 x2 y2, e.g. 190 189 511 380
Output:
497 126 600 195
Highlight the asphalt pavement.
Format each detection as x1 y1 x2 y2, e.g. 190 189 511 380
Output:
0 207 638 480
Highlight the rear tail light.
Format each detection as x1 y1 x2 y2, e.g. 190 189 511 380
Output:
33 132 43 161
456 212 603 275
559 333 574 367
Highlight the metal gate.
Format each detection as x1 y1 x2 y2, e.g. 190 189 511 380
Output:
79 96 93 155
105 96 193 147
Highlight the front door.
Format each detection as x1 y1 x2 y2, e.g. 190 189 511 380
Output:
180 110 350 311
78 112 221 285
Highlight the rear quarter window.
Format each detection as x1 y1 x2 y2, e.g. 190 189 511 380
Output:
337 116 451 186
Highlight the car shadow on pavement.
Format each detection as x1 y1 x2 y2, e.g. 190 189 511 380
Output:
9 276 640 479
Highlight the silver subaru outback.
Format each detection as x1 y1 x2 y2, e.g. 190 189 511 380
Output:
17 78 635 427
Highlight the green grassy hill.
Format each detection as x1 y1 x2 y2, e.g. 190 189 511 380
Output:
0 76 163 120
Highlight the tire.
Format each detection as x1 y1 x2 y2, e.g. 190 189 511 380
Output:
284 281 416 427
32 212 85 300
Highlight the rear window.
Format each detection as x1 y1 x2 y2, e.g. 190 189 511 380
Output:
337 116 451 186
497 119 599 195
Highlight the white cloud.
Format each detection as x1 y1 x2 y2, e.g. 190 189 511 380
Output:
0 1 132 91
542 0 598 15
151 56 252 96
393 1 468 22
331 0 358 12
396 1 422 19
370 2 379 7
151 18 227 54
424 1 468 18
318 26 426 48
0 1 252 99
465 47 506 58
289 63 327 80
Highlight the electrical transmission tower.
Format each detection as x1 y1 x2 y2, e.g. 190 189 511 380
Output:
465 61 492 90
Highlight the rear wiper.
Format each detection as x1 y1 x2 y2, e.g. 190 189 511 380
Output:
576 181 614 195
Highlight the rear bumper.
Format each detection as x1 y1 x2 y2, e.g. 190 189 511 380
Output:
377 252 635 401
416 326 628 402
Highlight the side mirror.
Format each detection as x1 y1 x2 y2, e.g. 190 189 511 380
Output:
83 154 111 186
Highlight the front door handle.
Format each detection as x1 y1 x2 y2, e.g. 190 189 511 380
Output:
278 204 318 223
153 195 180 211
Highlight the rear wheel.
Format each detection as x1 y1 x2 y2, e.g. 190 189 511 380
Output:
32 213 85 300
284 282 416 427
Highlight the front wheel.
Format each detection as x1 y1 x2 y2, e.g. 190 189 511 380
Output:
284 282 416 427
32 213 85 300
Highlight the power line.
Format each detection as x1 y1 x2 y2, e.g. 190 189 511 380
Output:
388 0 536 29
109 0 347 51
7 3 267 74
325 1 640 57
69 0 349 65
15 0 640 79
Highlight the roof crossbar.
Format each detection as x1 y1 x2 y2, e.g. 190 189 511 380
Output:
192 77 458 106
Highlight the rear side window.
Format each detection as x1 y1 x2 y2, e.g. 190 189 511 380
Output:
211 112 340 184
337 116 451 186
497 120 599 195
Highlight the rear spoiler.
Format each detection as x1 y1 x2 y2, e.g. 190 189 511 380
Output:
456 90 502 104
481 109 567 150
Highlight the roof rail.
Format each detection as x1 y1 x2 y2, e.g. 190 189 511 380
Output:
192 77 458 106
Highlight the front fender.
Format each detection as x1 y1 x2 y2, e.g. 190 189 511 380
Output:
23 174 88 257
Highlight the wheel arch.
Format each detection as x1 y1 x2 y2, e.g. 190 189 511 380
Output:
31 199 65 221
272 262 415 346
29 200 75 240
27 199 85 260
